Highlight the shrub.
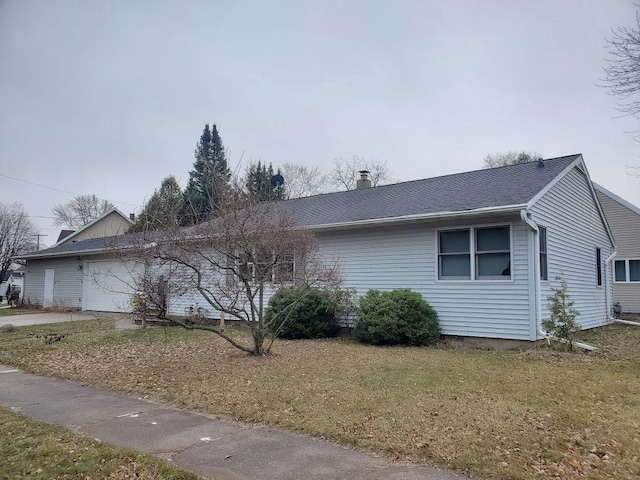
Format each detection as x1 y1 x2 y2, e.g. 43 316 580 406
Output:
542 276 580 350
354 289 440 346
266 287 341 339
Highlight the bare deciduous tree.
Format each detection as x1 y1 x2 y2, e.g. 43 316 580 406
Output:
0 202 37 285
52 194 115 230
602 5 640 174
329 156 396 191
279 162 329 198
123 191 341 355
603 6 640 120
483 151 542 168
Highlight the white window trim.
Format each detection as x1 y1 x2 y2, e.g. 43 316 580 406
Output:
435 223 514 283
539 225 549 282
614 259 640 283
596 247 603 288
235 250 296 285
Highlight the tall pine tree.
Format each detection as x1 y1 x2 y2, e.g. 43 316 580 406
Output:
181 124 231 225
246 161 286 202
130 176 183 232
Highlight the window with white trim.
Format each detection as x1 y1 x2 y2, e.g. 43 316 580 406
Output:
539 226 548 281
438 225 511 280
275 254 295 283
614 259 640 282
596 248 602 287
236 249 295 284
438 229 471 279
475 226 511 279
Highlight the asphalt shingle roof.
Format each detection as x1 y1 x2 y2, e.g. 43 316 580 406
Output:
19 155 580 259
283 154 579 226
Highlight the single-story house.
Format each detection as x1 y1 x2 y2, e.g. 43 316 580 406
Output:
17 154 616 343
594 184 640 316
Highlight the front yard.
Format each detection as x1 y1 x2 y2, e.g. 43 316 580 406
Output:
1 319 639 480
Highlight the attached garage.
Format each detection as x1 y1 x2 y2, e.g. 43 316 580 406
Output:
17 235 143 313
83 260 142 312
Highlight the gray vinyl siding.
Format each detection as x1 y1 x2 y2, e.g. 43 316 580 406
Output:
595 189 640 313
530 167 614 331
317 216 533 341
23 257 84 308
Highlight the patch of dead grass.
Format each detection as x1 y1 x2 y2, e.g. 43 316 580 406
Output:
2 324 640 480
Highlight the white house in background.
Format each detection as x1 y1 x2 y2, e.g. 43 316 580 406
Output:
0 267 24 299
594 184 640 315
53 208 134 247
17 154 615 344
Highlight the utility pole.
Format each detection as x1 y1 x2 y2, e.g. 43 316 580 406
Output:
32 234 46 250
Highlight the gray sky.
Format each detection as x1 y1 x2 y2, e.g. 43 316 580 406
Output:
1 0 639 247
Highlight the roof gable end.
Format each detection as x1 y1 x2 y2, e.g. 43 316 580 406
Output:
54 208 134 247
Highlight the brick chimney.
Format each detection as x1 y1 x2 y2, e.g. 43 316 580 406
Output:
356 170 372 189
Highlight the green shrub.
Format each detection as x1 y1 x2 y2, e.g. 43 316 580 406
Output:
542 276 580 350
266 287 341 339
354 289 440 346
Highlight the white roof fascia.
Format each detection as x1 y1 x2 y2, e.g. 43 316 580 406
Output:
579 163 617 248
307 204 526 231
52 208 134 247
594 183 640 217
526 155 615 248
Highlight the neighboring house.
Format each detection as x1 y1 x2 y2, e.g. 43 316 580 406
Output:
55 230 75 243
17 155 615 344
53 208 134 247
594 184 640 315
0 267 24 299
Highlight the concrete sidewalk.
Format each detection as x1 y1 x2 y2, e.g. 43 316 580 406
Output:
0 366 468 480
0 310 137 329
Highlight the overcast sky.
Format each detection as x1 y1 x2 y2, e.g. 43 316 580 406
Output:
1 0 639 247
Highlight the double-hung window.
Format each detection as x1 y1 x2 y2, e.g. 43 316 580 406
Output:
614 259 640 282
438 225 511 280
275 254 295 284
438 229 471 279
475 226 511 279
235 249 295 284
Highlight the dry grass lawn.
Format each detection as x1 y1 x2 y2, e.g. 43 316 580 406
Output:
1 320 639 480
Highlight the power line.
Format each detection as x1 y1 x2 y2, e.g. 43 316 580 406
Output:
0 173 142 208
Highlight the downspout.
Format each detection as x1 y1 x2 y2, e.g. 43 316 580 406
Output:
604 250 617 323
520 209 598 351
520 210 545 339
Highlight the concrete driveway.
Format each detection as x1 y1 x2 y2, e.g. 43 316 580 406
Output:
0 309 134 328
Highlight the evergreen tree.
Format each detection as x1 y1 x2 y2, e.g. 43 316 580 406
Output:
181 124 231 225
130 176 183 232
245 161 286 202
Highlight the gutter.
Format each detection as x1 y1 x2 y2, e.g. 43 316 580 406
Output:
520 210 545 340
520 209 597 351
604 250 617 323
308 204 526 231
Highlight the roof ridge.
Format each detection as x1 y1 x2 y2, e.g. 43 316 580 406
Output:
282 154 582 203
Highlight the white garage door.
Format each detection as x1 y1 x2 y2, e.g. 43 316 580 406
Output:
83 260 142 312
